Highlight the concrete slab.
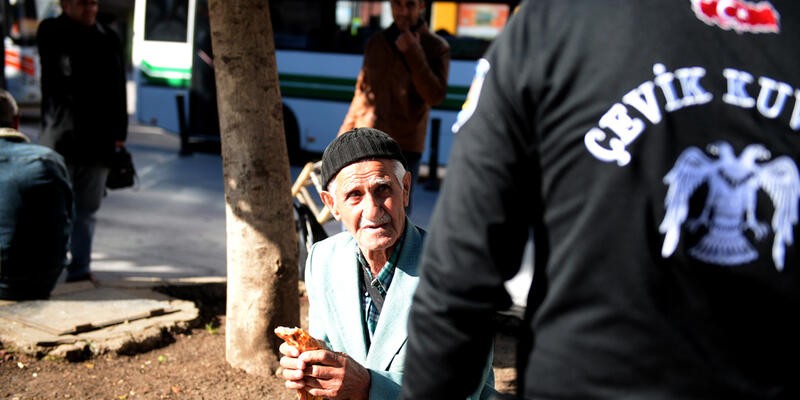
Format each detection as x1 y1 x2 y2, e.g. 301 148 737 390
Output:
0 280 200 360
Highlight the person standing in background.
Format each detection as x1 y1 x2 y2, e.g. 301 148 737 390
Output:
339 0 450 209
0 90 73 300
37 0 127 282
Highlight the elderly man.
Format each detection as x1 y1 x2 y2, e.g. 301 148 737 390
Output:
278 127 494 399
0 90 73 300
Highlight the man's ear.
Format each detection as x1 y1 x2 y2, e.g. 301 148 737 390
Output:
402 171 412 207
320 190 341 221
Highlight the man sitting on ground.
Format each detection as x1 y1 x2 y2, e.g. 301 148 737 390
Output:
278 127 495 399
0 90 73 300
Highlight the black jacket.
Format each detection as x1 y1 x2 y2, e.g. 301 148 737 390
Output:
37 14 127 166
403 0 800 398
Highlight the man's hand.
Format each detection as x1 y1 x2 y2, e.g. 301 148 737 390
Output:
279 342 370 400
395 29 421 53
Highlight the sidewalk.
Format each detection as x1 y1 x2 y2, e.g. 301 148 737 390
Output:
0 278 205 360
1 120 215 357
64 120 440 282
2 117 529 358
2 118 445 359
0 121 242 358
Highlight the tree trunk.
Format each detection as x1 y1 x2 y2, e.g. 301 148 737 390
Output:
208 0 299 376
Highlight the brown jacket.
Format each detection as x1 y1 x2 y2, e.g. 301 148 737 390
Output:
339 24 450 153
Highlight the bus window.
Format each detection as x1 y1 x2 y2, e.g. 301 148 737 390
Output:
144 0 189 42
331 1 390 53
268 0 512 59
270 0 330 51
269 0 385 55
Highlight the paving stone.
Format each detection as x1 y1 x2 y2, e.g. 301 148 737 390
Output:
0 280 200 359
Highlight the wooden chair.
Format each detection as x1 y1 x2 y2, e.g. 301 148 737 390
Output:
291 161 332 225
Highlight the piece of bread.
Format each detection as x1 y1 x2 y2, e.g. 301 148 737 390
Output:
275 326 328 352
274 326 328 400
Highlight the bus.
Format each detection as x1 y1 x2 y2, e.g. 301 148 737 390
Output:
132 0 520 166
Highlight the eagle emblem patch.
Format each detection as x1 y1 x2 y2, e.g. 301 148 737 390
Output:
660 141 799 270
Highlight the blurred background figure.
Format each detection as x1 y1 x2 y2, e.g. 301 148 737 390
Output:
339 0 450 210
37 0 127 282
0 89 73 300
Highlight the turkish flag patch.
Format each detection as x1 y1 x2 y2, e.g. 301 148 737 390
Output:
691 0 780 33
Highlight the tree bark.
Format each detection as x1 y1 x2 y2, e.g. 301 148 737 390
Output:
208 0 299 376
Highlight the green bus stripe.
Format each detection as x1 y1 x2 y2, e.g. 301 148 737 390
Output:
139 67 468 110
141 60 192 76
140 60 191 87
278 73 469 111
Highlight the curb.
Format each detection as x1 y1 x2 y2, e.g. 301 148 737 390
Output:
0 277 228 361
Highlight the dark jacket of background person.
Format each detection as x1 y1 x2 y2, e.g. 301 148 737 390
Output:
339 22 449 154
0 129 73 300
37 13 127 166
403 1 800 398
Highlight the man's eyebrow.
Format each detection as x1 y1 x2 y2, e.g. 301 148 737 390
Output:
341 183 360 193
370 177 393 186
341 175 392 192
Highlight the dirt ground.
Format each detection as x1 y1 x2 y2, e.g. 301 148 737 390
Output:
0 290 518 399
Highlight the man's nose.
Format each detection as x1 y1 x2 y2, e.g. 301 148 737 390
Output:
361 193 384 219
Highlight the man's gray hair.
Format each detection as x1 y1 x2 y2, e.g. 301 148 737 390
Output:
326 159 407 195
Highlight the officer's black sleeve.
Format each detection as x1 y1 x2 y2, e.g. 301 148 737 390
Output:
401 2 541 398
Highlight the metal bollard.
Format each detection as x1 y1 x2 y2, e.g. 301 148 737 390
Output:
176 94 192 156
424 118 441 191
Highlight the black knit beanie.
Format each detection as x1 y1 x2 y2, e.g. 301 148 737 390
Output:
320 127 407 189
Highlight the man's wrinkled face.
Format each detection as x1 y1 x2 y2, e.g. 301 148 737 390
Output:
63 0 98 26
391 0 424 31
322 159 410 254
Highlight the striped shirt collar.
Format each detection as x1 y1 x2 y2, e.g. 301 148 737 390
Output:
357 220 409 340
